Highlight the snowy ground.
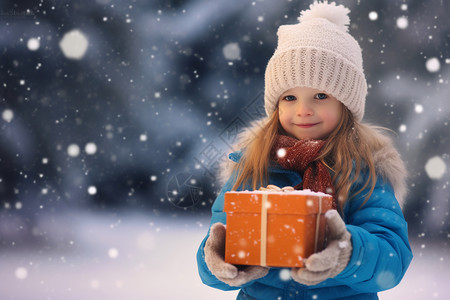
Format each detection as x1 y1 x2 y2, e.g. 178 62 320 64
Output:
0 210 448 300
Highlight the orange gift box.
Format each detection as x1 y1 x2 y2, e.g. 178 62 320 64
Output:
224 190 332 268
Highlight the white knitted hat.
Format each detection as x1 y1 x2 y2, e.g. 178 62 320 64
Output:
264 1 367 121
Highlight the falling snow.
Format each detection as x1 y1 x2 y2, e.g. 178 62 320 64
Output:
396 16 408 29
223 42 241 61
398 124 407 133
2 109 14 123
140 134 148 142
15 267 28 280
59 29 89 60
368 11 378 21
87 185 97 195
85 142 98 155
0 0 449 299
67 144 81 157
425 156 447 180
277 148 286 158
425 57 441 73
279 268 291 281
414 104 424 114
108 248 119 259
27 38 40 51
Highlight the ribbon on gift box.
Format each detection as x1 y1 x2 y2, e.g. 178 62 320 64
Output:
314 196 323 253
260 193 268 267
258 185 324 267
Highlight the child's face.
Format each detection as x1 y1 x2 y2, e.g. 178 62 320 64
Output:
278 87 342 140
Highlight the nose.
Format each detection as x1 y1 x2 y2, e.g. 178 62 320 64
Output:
294 99 313 116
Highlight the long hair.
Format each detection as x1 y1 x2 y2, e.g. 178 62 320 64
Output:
318 107 379 209
231 105 385 209
231 107 284 191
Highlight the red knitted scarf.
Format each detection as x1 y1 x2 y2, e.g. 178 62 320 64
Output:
271 135 336 209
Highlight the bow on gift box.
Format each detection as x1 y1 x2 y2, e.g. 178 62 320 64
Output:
258 184 295 192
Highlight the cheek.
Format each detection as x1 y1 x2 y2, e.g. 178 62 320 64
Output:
278 108 290 130
319 108 341 129
328 108 342 127
324 102 342 120
329 111 341 122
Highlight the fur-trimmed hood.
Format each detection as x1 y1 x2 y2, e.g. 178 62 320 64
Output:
218 117 408 207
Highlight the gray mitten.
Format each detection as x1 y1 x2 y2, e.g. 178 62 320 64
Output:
204 223 269 287
291 210 352 286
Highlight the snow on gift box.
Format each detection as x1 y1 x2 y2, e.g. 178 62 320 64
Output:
224 188 333 268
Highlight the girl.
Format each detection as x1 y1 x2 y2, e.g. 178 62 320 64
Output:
197 2 413 299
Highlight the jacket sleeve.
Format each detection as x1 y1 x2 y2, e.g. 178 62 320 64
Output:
196 176 242 291
333 174 413 292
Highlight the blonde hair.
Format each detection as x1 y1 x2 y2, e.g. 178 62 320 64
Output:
231 105 385 209
231 108 283 191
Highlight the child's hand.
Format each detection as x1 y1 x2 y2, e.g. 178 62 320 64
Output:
204 223 269 287
291 210 352 286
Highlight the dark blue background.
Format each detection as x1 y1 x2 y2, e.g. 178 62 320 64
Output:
1 0 449 247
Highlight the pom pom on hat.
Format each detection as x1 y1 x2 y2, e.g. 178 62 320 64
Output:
299 1 350 32
264 1 367 121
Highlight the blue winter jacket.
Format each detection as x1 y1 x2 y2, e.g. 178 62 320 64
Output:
197 151 413 300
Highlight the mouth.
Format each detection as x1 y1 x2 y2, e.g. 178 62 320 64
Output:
294 122 320 128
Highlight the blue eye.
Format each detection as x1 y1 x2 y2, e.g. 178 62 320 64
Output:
283 95 296 101
314 93 328 100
